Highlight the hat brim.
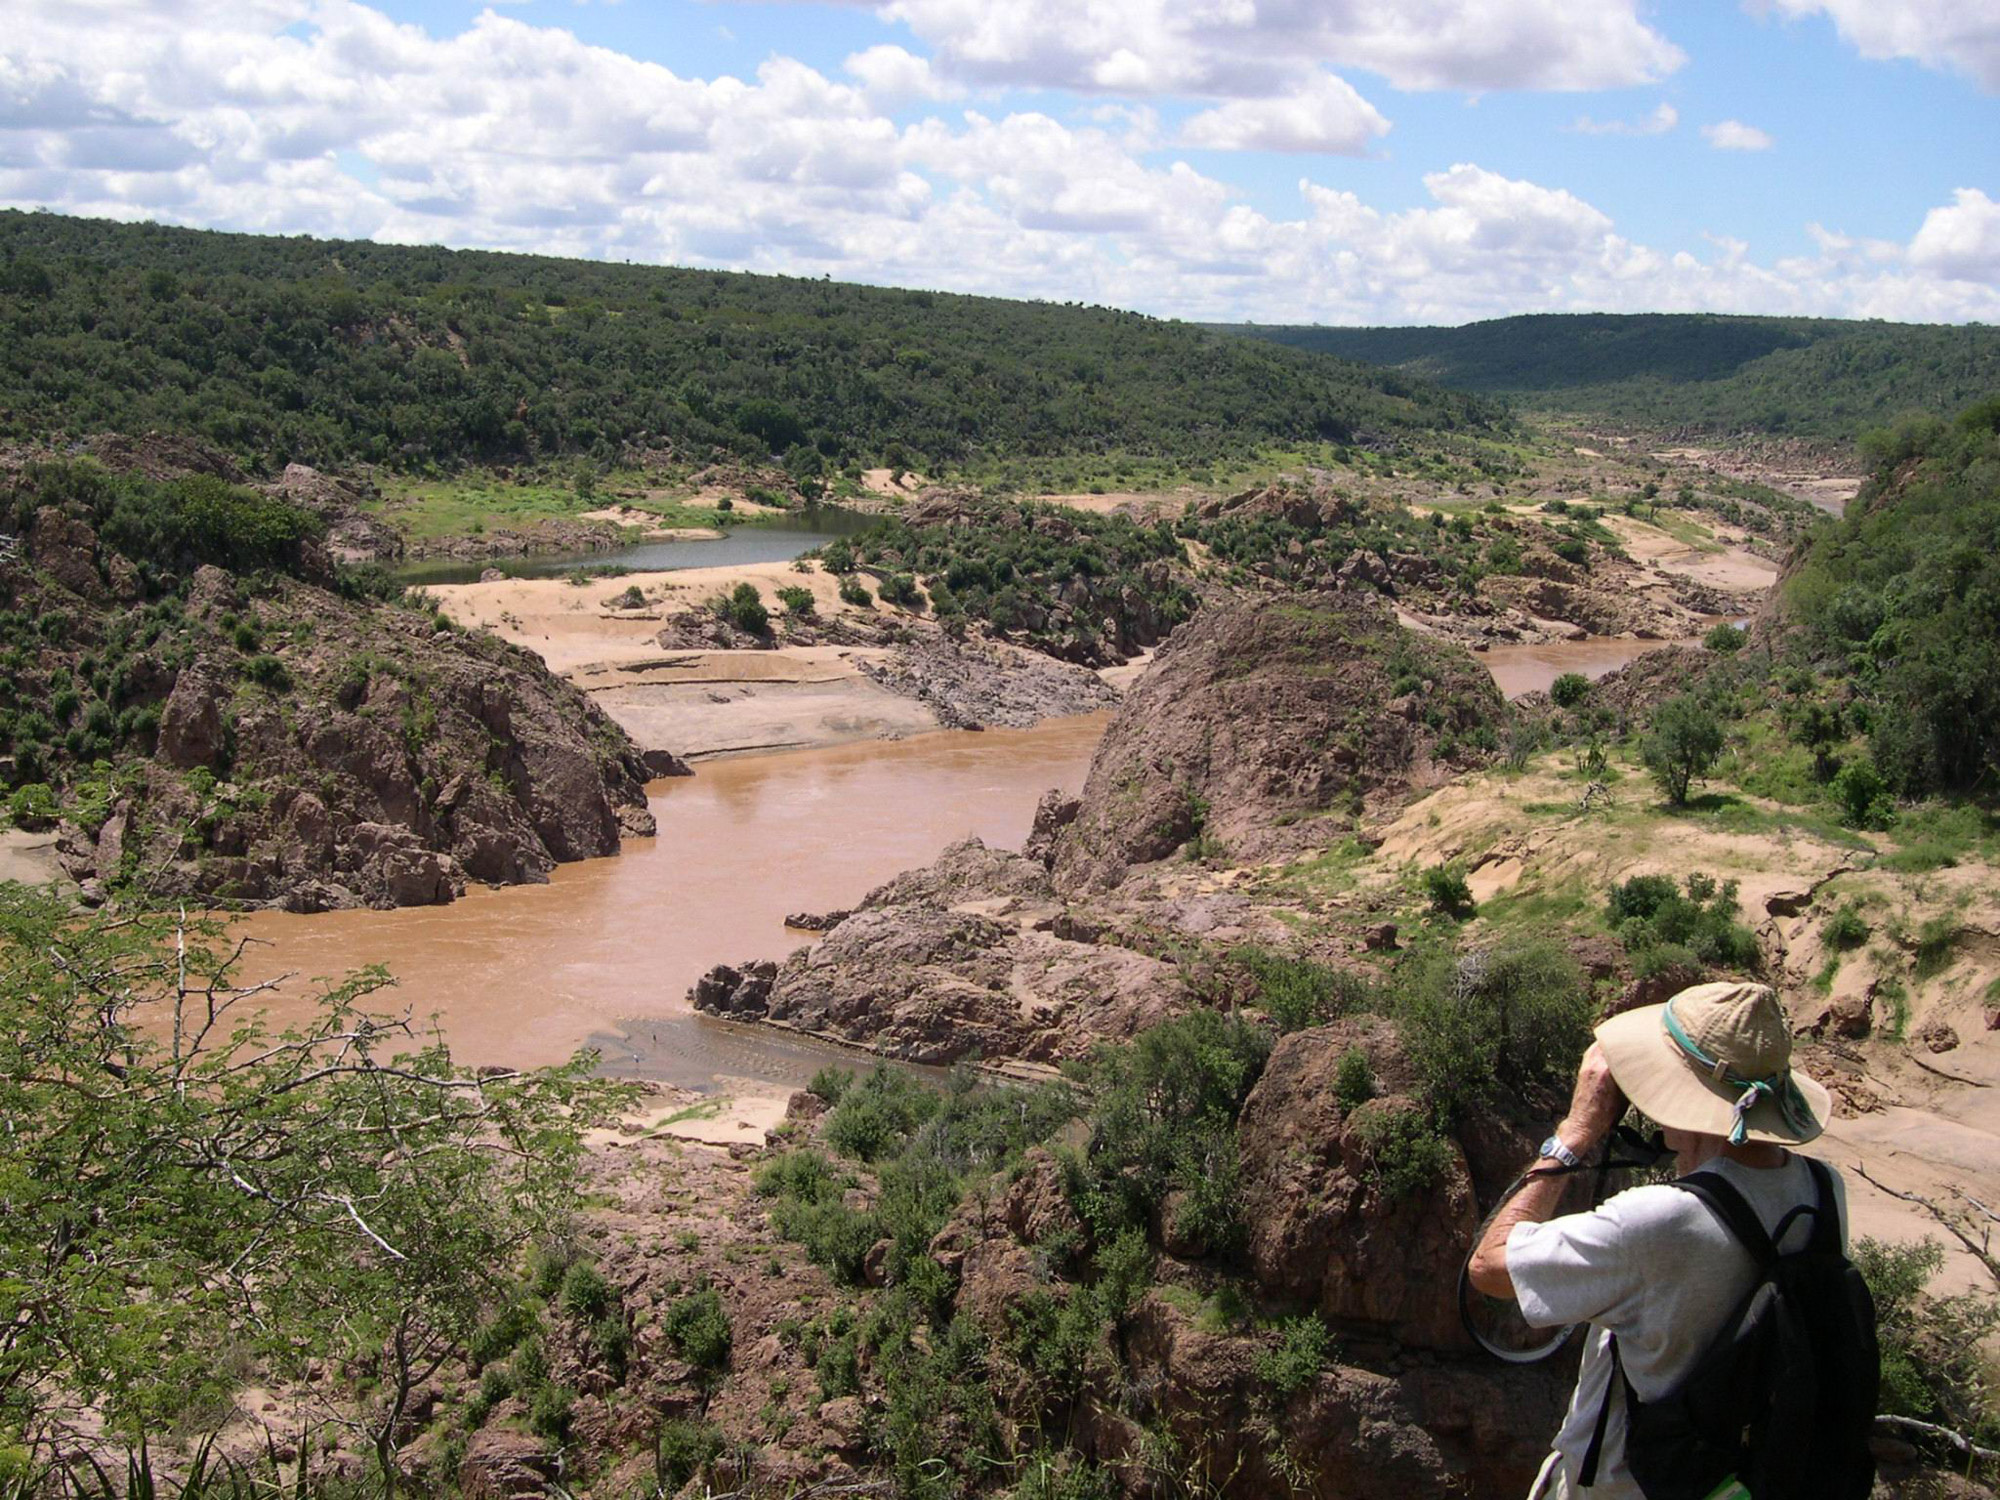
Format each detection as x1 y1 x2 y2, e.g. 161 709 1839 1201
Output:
1596 1003 1831 1145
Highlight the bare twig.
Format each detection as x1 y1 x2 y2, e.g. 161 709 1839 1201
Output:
1908 1053 1990 1088
1853 1162 2000 1285
1875 1413 2000 1465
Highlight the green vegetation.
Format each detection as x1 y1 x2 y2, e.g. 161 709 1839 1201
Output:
1783 397 2000 799
0 888 623 1493
1229 313 2000 441
1605 873 1760 979
715 580 770 635
1422 863 1477 920
1640 694 1726 805
832 498 1194 657
1855 1238 1999 1447
0 209 1495 481
1550 671 1591 709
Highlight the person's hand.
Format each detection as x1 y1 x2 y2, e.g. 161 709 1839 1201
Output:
1558 1042 1623 1153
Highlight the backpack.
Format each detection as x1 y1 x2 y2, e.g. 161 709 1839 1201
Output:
1579 1156 1880 1499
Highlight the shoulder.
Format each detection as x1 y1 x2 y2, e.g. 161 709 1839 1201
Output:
1595 1181 1733 1246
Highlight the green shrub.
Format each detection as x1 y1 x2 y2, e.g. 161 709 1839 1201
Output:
1351 1103 1454 1199
1422 863 1477 920
839 575 873 608
1607 872 1759 973
1878 977 1911 1040
807 1065 853 1105
717 580 769 634
657 1418 725 1492
1233 946 1373 1032
1070 1011 1271 1250
557 1261 612 1320
1392 938 1592 1122
1640 694 1725 805
1703 622 1746 654
1833 758 1891 828
1854 1238 2000 1445
826 1068 941 1162
467 1301 538 1369
878 572 924 609
243 653 292 692
590 1312 630 1378
1333 1047 1375 1112
1823 903 1870 951
661 1286 733 1374
1254 1314 1335 1398
6 783 57 829
614 584 646 609
527 1383 573 1443
777 584 817 619
1550 672 1591 708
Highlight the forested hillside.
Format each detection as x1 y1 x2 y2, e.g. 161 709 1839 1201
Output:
1227 313 2000 440
0 211 1493 479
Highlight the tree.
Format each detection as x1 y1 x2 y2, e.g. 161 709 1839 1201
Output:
0 889 626 1494
1640 693 1725 805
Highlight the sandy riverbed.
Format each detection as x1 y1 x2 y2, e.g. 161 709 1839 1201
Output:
431 560 945 758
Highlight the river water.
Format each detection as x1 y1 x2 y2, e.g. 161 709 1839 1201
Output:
223 626 1672 1087
394 511 875 587
230 714 1105 1082
1479 636 1679 698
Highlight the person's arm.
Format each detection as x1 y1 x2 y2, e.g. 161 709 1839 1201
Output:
1466 1041 1624 1300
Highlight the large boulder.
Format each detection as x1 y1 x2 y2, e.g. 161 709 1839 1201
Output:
1053 591 1504 892
1235 1019 1495 1350
155 665 228 770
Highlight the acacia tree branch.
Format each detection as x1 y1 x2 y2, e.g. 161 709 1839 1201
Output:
1853 1162 2000 1286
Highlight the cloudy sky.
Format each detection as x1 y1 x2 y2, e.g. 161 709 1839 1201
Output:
2 0 1996 325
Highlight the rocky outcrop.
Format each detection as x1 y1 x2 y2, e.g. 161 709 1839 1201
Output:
17 519 659 910
690 838 1176 1063
1053 591 1504 892
853 632 1119 730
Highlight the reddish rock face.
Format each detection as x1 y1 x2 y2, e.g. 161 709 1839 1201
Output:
1051 591 1504 893
1234 1019 1485 1351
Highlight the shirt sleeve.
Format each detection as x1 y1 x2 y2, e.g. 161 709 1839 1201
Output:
1505 1187 1667 1331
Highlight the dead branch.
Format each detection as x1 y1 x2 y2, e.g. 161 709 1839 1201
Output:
1853 1162 2000 1285
1875 1413 2000 1465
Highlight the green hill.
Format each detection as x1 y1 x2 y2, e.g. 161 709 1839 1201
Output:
0 211 1494 481
1224 313 2000 440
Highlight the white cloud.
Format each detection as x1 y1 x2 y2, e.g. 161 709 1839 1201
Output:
0 1 1992 328
854 0 1685 94
1180 70 1390 154
1908 188 2000 282
844 44 953 105
1702 119 1774 150
1572 102 1678 135
1764 0 2000 91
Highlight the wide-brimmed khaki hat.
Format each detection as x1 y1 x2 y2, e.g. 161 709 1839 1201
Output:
1596 981 1831 1145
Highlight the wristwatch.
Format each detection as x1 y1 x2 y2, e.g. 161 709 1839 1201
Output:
1538 1133 1583 1168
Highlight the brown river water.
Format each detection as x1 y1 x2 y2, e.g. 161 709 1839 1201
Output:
231 714 1105 1086
224 638 1664 1089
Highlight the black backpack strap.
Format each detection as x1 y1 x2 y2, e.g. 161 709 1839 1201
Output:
1675 1170 1779 1267
1578 1334 1621 1488
1801 1156 1841 1254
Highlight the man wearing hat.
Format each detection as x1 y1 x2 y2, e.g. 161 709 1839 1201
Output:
1467 981 1843 1499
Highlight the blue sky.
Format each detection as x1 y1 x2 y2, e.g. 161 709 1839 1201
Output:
2 0 1995 324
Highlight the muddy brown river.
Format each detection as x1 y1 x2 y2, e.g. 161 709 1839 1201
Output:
221 636 1682 1090
231 714 1105 1085
1479 636 1682 698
